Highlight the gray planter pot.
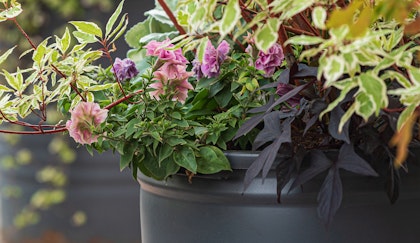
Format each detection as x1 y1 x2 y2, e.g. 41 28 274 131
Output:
0 135 140 243
138 151 420 243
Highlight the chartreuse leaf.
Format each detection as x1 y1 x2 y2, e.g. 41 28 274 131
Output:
0 46 16 65
196 37 209 63
312 6 327 29
196 146 231 174
358 72 388 116
354 92 375 122
73 31 97 44
219 0 241 39
105 0 125 38
255 17 280 52
396 104 416 131
323 55 345 87
0 1 22 22
60 27 71 54
338 103 356 133
173 146 197 173
2 69 21 91
70 21 102 38
285 35 324 46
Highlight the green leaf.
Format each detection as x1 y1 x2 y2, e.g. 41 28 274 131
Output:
196 37 209 63
120 142 137 171
105 0 125 37
2 70 21 91
141 155 180 180
407 67 420 86
285 35 324 46
0 46 16 65
312 6 327 29
323 55 345 87
358 73 388 115
109 14 129 44
72 31 97 44
70 21 102 38
255 17 280 52
196 146 231 174
0 2 22 21
338 103 356 133
60 27 71 54
32 39 48 65
397 104 416 131
219 0 241 38
354 92 375 121
173 146 197 173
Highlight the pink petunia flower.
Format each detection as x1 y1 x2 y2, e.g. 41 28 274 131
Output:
197 40 230 78
254 43 284 77
149 65 194 104
145 39 187 64
66 102 108 145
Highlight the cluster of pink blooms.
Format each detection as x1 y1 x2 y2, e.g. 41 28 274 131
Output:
144 39 194 103
193 40 230 79
66 102 108 145
254 43 284 78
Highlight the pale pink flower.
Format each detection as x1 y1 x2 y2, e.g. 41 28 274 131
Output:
149 66 194 104
66 102 108 145
145 39 187 64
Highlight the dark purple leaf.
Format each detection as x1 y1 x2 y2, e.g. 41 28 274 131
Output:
261 119 293 178
276 146 306 203
337 144 379 177
386 161 400 204
243 140 283 191
253 113 291 150
293 64 318 79
328 106 350 144
303 115 318 136
317 166 343 227
248 95 275 113
267 84 310 112
289 150 332 191
234 113 265 140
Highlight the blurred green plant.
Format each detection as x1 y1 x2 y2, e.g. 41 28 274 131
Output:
0 0 113 70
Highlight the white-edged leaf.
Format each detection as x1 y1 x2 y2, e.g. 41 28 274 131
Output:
255 17 280 52
285 35 324 46
358 72 388 115
323 55 345 87
72 31 97 44
312 6 327 29
0 46 16 65
397 104 416 131
219 0 241 38
105 0 125 37
70 21 102 38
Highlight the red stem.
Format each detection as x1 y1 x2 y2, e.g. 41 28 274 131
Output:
157 0 186 35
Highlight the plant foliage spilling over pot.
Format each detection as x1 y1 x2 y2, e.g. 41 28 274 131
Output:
1 0 420 225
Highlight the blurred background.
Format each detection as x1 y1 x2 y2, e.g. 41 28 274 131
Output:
0 0 154 242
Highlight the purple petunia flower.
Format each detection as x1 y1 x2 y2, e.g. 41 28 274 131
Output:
111 57 139 81
199 40 230 78
255 43 284 77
